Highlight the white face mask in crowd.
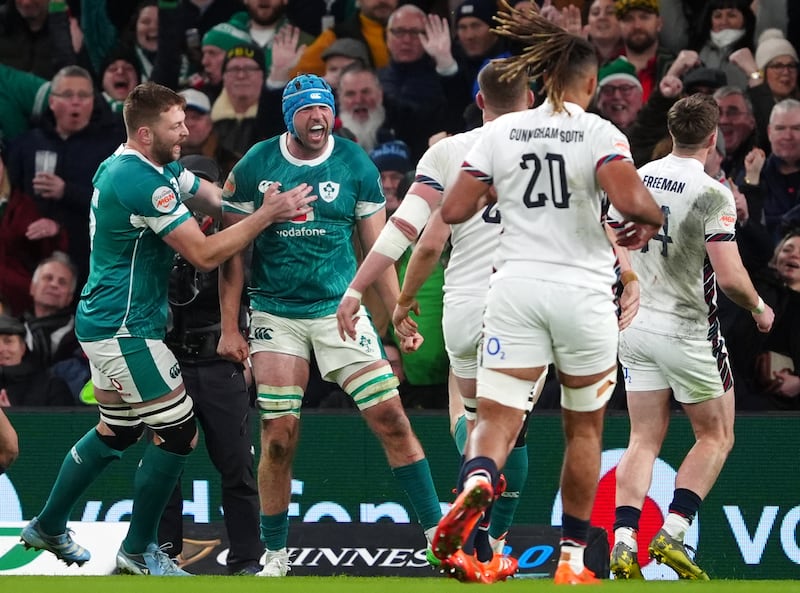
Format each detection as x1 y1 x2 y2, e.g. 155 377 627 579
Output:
710 28 745 49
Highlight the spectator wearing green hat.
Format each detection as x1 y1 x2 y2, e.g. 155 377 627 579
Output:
198 22 255 102
595 56 644 132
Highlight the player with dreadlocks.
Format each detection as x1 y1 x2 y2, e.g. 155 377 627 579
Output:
430 0 664 584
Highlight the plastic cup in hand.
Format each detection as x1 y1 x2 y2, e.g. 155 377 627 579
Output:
34 150 58 175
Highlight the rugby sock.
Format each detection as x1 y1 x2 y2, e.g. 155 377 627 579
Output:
123 444 188 554
452 414 468 455
560 513 589 571
489 444 528 542
664 488 702 540
614 506 641 550
260 511 289 550
391 458 442 530
38 429 122 535
457 457 498 556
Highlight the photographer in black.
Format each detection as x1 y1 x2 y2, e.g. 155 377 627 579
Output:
158 154 262 575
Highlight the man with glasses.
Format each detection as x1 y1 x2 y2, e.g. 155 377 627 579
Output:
712 86 759 183
595 56 644 132
7 65 124 289
211 43 266 174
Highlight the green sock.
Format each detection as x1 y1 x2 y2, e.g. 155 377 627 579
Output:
490 444 528 540
260 511 289 550
453 414 468 455
123 444 188 554
391 458 442 530
38 429 122 535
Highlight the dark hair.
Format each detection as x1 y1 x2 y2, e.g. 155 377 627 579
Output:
123 81 185 135
667 93 720 150
492 0 598 113
691 0 755 53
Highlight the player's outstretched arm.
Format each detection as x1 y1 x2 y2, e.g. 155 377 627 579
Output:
599 161 664 249
217 211 249 363
183 178 223 221
604 223 640 331
164 182 314 272
393 209 451 338
707 241 774 333
440 170 490 225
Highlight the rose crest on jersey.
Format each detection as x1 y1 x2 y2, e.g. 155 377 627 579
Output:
319 181 340 202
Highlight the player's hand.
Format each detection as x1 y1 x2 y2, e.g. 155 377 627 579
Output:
753 303 774 333
399 332 424 353
392 300 420 338
615 221 659 250
617 278 640 330
729 47 758 76
217 329 250 363
658 74 683 99
336 295 361 341
259 182 316 224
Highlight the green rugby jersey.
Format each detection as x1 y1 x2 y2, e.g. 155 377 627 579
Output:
222 134 384 318
76 146 200 341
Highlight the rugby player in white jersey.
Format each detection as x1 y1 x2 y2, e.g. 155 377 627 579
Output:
336 61 534 582
429 2 664 585
607 94 774 581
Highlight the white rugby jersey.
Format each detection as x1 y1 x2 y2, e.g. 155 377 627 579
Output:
462 100 629 292
415 126 501 297
609 154 737 340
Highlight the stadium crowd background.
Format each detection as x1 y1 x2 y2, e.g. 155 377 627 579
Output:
0 0 799 417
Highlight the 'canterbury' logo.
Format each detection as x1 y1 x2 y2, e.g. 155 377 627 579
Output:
254 328 273 340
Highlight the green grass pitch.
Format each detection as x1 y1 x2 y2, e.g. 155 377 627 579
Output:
5 576 800 593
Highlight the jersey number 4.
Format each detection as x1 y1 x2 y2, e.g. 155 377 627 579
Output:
519 152 570 209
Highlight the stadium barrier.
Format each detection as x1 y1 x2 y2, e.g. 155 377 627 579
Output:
1 410 798 578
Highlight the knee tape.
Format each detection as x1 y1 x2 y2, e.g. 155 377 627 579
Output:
477 368 539 412
98 402 145 450
344 367 399 411
136 391 195 429
461 394 477 422
257 385 303 419
561 369 617 412
153 415 197 455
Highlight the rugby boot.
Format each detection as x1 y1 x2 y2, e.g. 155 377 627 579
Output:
554 562 600 585
442 548 489 583
481 552 518 582
610 540 644 579
432 477 494 561
257 548 291 577
648 528 709 580
20 517 91 567
116 543 192 576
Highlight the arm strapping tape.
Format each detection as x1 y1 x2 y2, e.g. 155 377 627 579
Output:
372 193 432 260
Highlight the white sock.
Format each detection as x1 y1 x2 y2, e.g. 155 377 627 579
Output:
559 545 585 573
463 471 491 493
614 526 638 551
489 533 507 555
424 526 436 546
663 513 690 540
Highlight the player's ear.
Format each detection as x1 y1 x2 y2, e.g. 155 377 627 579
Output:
476 92 486 111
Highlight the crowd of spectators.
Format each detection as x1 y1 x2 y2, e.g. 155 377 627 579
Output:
0 0 798 412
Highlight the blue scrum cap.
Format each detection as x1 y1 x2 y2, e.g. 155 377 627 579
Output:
282 74 336 136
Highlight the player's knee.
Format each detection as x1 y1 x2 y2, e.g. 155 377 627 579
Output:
366 399 412 440
97 423 145 451
561 369 617 412
153 416 197 455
